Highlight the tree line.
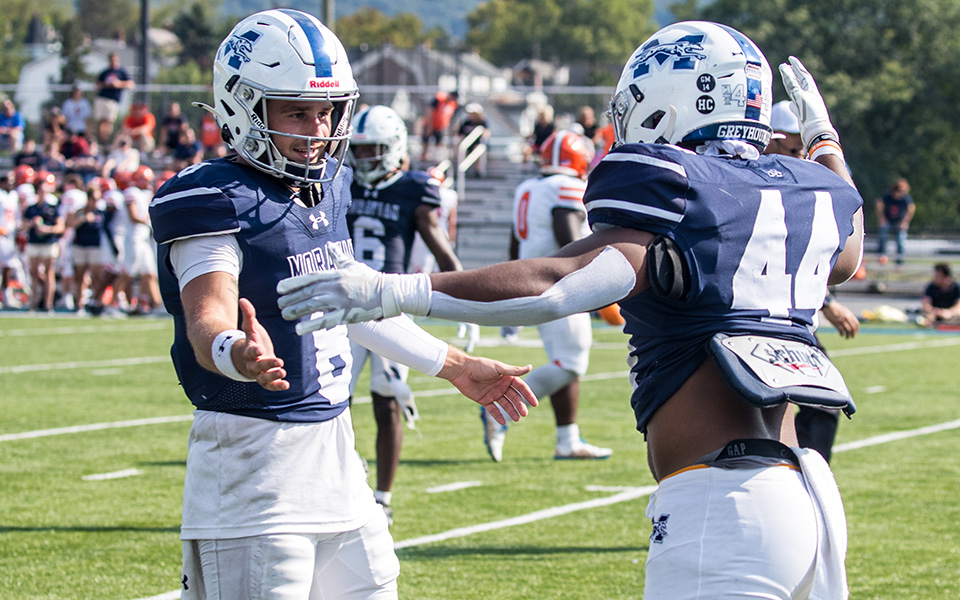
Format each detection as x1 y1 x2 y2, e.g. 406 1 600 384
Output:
3 0 957 228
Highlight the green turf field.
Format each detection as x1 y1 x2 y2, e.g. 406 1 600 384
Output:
1 315 958 599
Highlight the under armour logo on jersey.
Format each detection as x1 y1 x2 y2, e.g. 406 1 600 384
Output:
650 514 670 544
766 169 783 178
182 574 189 590
222 30 261 70
630 35 706 78
309 211 329 229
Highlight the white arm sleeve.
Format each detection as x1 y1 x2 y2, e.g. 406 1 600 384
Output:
347 315 448 376
169 234 243 290
427 246 637 326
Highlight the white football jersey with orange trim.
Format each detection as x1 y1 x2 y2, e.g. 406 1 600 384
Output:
512 173 589 260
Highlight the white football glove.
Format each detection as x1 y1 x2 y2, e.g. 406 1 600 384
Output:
277 241 432 335
779 56 839 153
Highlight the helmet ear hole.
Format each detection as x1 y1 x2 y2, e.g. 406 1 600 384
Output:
642 110 666 130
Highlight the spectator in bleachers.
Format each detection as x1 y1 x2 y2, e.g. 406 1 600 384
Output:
62 86 92 135
575 105 599 145
120 102 157 154
457 103 490 177
64 134 102 182
522 105 554 163
101 135 140 178
172 124 203 170
159 102 186 157
13 139 45 169
42 106 68 154
94 52 134 144
199 110 227 159
0 99 25 154
40 140 67 174
420 90 459 162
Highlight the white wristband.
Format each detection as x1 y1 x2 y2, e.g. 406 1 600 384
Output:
211 329 255 382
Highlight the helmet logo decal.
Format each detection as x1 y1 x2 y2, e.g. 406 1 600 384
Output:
722 84 746 107
630 34 707 78
222 30 261 70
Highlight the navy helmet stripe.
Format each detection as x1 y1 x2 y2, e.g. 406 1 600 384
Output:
716 24 764 66
355 109 369 133
279 9 333 78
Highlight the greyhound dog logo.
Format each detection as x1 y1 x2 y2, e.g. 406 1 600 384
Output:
222 30 262 70
630 34 707 78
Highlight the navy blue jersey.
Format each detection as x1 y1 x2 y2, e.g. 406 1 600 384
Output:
347 170 441 273
73 208 105 248
24 202 61 245
585 144 862 431
149 157 355 422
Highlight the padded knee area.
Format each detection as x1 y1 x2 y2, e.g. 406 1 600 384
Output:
524 363 577 400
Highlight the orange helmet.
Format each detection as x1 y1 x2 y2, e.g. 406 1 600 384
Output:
14 164 35 185
540 130 594 179
34 170 56 187
133 165 155 190
92 176 117 191
113 170 134 190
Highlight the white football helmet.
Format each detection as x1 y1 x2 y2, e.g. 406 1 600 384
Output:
206 9 358 186
610 21 773 151
348 105 408 186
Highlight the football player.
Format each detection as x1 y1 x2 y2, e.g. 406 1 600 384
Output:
148 10 534 599
345 104 465 523
0 171 24 308
278 21 865 599
482 130 612 462
117 165 162 315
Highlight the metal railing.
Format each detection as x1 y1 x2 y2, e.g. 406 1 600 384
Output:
455 125 486 200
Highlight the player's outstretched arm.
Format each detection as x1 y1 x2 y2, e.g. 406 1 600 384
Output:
438 346 536 425
780 56 864 284
277 227 650 332
181 271 289 391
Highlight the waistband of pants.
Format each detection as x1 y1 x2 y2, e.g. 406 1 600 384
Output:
710 438 799 467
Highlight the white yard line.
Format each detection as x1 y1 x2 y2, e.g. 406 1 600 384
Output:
0 415 193 442
0 322 168 337
833 418 960 453
0 356 169 375
426 481 483 494
393 485 659 549
82 468 142 481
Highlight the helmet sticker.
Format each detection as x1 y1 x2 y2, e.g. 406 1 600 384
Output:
696 74 716 92
222 30 261 71
696 96 715 114
722 84 746 107
629 34 707 79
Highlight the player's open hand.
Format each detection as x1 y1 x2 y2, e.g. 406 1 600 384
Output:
439 346 537 424
778 56 838 153
239 298 289 391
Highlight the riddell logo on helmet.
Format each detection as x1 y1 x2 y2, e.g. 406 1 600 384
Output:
309 79 340 88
